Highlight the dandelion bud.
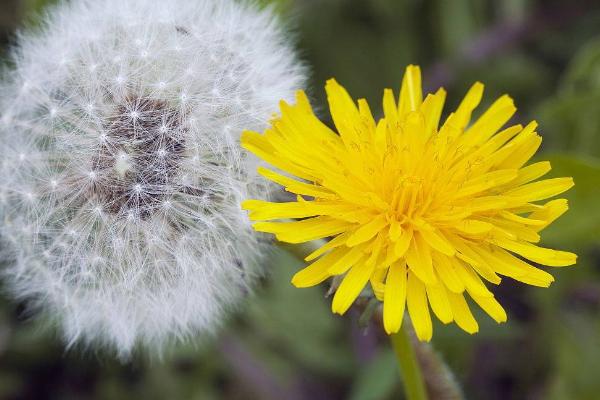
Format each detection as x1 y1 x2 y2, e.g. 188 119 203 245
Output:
0 0 305 357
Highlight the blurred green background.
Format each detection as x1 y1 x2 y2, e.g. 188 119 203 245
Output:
2 0 600 399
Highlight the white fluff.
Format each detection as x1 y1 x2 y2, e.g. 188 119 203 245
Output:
0 0 304 357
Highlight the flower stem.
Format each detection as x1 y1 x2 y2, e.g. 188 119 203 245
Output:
390 325 428 400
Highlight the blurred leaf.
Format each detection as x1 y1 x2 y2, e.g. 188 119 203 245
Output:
499 0 530 22
349 350 398 400
537 92 600 157
257 0 292 14
546 314 600 400
452 54 552 112
539 154 600 249
435 0 479 57
537 37 600 157
245 247 355 376
295 0 420 109
20 0 60 27
562 36 600 93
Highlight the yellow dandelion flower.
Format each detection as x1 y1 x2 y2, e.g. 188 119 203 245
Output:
241 65 577 341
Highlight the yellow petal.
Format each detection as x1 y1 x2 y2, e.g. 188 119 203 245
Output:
466 196 509 212
464 94 516 146
370 267 387 301
420 88 447 136
499 210 546 226
496 133 542 170
383 261 408 334
419 225 455 256
450 82 483 130
292 247 348 287
325 79 362 147
364 233 385 267
528 199 569 232
481 247 555 287
455 169 518 198
243 199 355 221
332 260 374 315
383 88 399 127
346 214 389 247
253 217 352 243
407 271 432 341
305 232 351 262
241 130 315 182
489 122 537 168
389 219 402 241
327 243 370 275
447 236 502 284
508 161 552 187
398 65 422 117
493 238 577 267
426 283 453 324
257 167 337 199
452 259 494 298
394 228 413 257
470 294 507 323
405 233 437 285
454 220 493 236
432 253 465 293
486 221 539 245
448 292 479 334
358 98 377 134
505 177 574 202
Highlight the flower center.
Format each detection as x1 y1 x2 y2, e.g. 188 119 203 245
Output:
90 96 186 219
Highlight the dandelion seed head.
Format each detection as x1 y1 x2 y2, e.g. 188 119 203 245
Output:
0 0 304 358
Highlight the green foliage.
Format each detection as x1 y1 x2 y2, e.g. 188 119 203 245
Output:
435 0 481 57
547 315 600 400
349 350 398 400
536 37 600 157
541 154 600 249
243 248 355 377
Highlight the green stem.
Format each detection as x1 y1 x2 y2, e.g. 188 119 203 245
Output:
390 325 428 400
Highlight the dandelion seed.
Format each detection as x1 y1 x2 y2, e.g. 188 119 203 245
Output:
0 0 304 357
242 65 576 341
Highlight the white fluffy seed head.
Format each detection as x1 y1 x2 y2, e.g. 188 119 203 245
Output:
0 0 305 358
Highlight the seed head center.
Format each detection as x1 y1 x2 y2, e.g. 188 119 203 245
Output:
90 96 186 218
